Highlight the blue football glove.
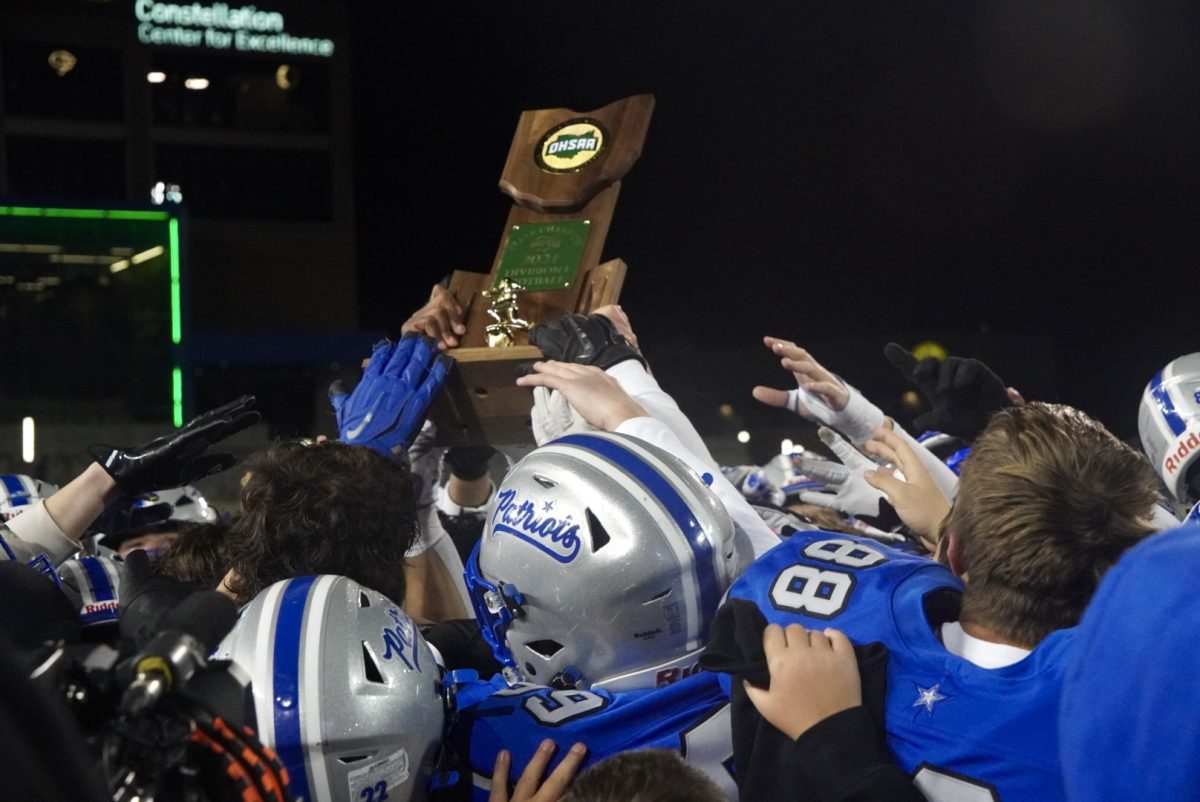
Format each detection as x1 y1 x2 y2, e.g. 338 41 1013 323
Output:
330 334 453 455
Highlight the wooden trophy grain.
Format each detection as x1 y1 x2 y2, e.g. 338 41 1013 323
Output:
430 94 655 445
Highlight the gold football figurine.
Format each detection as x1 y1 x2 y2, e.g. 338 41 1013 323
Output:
483 278 532 347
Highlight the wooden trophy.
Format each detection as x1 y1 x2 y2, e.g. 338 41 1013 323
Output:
430 94 655 445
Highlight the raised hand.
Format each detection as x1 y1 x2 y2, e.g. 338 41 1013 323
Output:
884 343 1013 440
752 337 850 423
401 282 467 350
529 312 644 371
516 362 647 433
863 425 953 550
88 395 259 495
330 333 453 455
793 427 891 518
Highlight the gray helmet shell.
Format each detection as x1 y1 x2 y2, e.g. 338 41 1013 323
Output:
472 432 735 691
1138 354 1200 503
215 575 443 802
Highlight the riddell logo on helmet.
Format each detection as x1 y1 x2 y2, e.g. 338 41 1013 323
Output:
655 662 703 687
1164 431 1200 475
84 601 118 614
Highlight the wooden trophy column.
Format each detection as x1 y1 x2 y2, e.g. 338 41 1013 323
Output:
431 94 654 445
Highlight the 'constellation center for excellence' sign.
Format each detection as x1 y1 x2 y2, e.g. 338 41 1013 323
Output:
134 1 335 57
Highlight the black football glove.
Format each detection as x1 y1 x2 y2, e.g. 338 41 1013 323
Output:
529 313 645 371
884 343 1011 441
117 548 197 649
88 395 259 496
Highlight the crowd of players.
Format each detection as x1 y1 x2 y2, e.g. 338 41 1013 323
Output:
3 285 1199 802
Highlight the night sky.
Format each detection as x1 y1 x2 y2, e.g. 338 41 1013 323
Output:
351 1 1200 452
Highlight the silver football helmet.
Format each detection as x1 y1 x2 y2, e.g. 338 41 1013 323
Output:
1138 354 1200 503
0 474 59 523
466 432 736 692
57 553 122 629
215 575 444 802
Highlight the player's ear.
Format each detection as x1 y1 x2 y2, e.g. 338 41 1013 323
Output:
944 533 968 581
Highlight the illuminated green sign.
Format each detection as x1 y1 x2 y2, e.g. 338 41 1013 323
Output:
134 1 335 57
0 206 184 427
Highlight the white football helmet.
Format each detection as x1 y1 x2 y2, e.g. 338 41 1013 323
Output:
215 575 444 802
1138 354 1200 504
466 432 736 692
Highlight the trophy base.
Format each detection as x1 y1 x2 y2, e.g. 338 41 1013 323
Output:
431 257 626 446
429 345 543 445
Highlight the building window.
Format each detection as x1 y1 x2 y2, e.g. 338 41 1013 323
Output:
3 41 124 121
150 53 330 133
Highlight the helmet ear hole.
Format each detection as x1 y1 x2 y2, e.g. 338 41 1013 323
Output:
361 642 385 684
526 639 564 659
644 588 672 604
585 508 611 551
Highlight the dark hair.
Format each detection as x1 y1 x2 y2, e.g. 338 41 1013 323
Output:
562 750 727 802
223 440 416 606
153 520 231 591
947 403 1159 647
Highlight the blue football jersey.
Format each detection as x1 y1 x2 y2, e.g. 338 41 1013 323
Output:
448 671 736 800
728 531 1071 802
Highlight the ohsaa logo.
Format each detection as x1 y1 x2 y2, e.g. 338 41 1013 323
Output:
1164 430 1200 475
536 119 607 173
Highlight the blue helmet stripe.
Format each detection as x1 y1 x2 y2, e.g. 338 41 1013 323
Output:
1151 370 1187 437
0 532 16 561
273 575 317 802
81 556 114 602
557 434 719 639
1 475 29 507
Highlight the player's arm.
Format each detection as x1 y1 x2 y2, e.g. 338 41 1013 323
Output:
516 362 779 560
755 339 959 499
6 397 257 567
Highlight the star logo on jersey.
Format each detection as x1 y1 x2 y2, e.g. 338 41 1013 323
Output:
912 684 947 714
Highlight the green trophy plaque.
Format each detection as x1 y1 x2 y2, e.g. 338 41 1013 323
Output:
495 220 591 292
430 94 655 445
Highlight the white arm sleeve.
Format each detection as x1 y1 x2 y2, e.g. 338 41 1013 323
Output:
408 503 472 612
892 424 960 500
0 501 80 566
615 416 780 570
805 381 960 500
606 361 718 469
